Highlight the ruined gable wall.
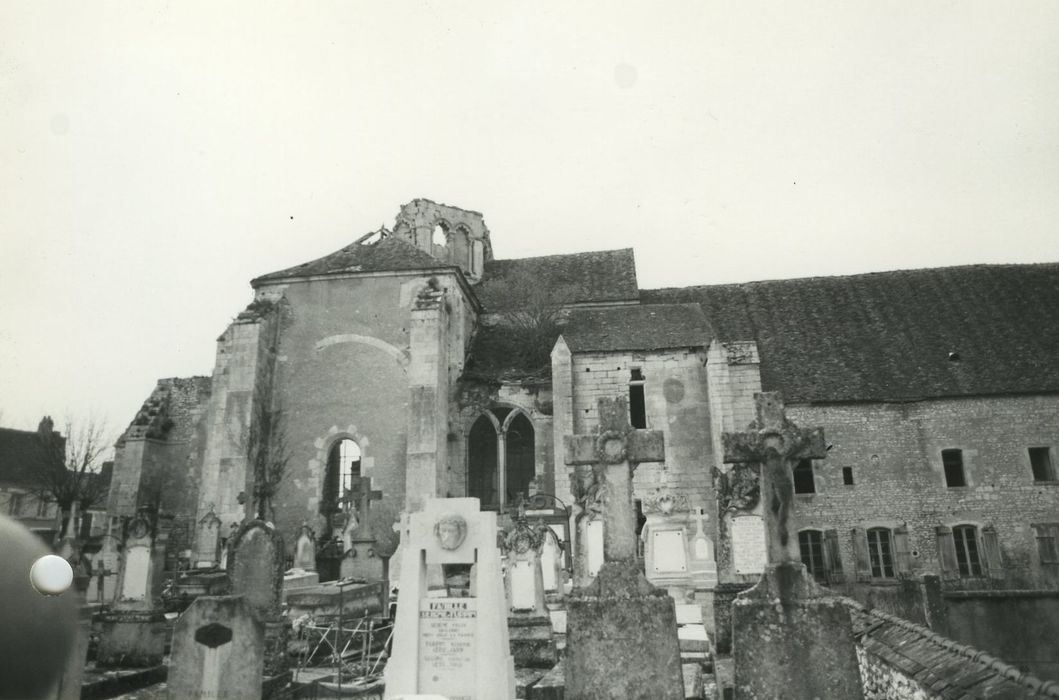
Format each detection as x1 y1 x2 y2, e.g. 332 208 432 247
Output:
786 395 1059 589
569 349 714 520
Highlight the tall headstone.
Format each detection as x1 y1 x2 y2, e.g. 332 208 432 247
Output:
562 397 684 700
227 519 289 677
97 512 166 667
168 596 265 700
384 498 515 700
723 392 863 699
292 522 316 571
193 505 223 569
641 487 717 591
502 511 558 669
339 476 384 581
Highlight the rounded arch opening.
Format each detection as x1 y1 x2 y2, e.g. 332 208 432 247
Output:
322 437 361 528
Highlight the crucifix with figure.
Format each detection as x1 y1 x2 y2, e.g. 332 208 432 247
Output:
564 396 665 564
722 392 827 565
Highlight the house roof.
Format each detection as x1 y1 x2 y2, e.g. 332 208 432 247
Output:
642 262 1059 403
562 303 711 353
475 248 639 308
0 427 62 485
252 235 449 286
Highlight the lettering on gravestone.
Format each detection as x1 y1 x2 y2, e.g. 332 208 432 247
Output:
730 515 767 575
417 598 477 700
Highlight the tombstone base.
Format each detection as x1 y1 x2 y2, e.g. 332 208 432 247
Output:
96 609 167 667
508 613 558 669
263 615 292 676
732 562 864 700
565 561 684 700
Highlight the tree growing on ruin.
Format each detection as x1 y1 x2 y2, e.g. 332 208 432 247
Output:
472 267 579 378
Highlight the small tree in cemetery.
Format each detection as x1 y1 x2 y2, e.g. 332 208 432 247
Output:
33 416 112 540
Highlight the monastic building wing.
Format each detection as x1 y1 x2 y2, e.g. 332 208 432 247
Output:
251 234 448 286
642 262 1059 403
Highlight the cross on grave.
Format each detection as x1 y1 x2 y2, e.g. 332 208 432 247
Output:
564 396 665 562
349 475 383 521
722 392 827 565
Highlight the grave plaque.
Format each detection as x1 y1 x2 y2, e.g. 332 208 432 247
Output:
121 544 151 601
731 515 767 575
540 529 561 592
509 560 537 610
417 598 477 698
652 529 688 574
586 519 604 577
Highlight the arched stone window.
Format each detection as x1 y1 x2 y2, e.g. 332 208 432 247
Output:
321 438 360 531
467 408 536 511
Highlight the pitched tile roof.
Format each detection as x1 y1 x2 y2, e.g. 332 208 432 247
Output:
562 303 711 353
476 248 639 308
0 427 62 485
252 235 449 286
846 601 1059 698
642 263 1059 403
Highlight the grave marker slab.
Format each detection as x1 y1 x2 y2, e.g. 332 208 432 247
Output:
168 595 264 700
227 519 289 676
193 505 223 569
730 514 766 575
384 498 515 700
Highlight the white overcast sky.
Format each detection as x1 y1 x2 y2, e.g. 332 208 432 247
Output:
2 2 1058 438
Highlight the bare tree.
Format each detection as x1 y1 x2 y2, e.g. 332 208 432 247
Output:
474 267 579 375
34 416 112 538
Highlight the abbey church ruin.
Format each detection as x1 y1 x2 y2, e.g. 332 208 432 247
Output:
102 198 1059 692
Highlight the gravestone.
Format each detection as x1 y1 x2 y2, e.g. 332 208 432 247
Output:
292 522 316 571
539 526 564 593
640 486 716 593
502 512 557 669
384 498 515 699
729 514 766 575
193 505 223 569
339 476 385 581
227 519 289 677
168 595 264 700
723 392 863 699
563 397 684 700
97 512 167 667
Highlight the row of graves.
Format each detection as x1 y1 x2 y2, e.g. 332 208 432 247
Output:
55 393 870 699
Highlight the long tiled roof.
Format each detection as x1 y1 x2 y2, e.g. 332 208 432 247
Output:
562 303 711 353
476 248 639 308
0 427 61 484
642 263 1059 403
252 235 447 285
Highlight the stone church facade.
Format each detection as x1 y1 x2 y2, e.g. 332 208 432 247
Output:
107 199 1059 592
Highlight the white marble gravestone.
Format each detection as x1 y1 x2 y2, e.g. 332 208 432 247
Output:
730 514 767 575
118 519 153 606
384 498 515 700
539 527 563 593
293 524 316 571
193 506 222 569
642 490 718 590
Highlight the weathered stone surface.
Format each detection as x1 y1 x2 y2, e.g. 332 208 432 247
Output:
227 519 285 616
732 562 863 700
564 562 683 700
95 609 167 667
508 613 558 669
168 595 264 700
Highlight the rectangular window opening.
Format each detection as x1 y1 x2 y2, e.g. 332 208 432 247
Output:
629 369 646 429
953 525 983 577
867 528 895 578
1030 447 1056 482
793 459 816 494
798 530 827 581
842 466 854 486
942 449 966 487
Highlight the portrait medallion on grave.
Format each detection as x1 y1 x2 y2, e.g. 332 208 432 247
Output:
434 513 468 551
129 516 150 540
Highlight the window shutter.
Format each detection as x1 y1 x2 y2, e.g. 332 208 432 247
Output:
936 525 958 579
894 526 912 578
981 526 1004 580
824 529 844 583
851 527 871 581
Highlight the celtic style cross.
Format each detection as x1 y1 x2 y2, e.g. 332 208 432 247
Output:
722 392 826 565
564 396 665 562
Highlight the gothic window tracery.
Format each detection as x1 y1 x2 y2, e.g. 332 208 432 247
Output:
467 408 536 511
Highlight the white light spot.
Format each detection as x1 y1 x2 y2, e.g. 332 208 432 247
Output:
30 555 73 596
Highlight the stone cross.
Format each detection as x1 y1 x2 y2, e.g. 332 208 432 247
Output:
722 392 826 565
564 396 665 562
348 476 382 522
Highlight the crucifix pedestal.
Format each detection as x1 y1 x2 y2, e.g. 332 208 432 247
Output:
723 392 863 700
562 397 684 700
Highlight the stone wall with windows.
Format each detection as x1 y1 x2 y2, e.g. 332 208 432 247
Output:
784 395 1059 589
